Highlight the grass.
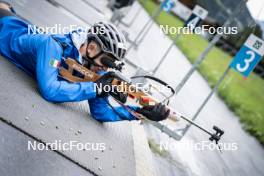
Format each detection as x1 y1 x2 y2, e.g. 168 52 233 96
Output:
140 0 264 144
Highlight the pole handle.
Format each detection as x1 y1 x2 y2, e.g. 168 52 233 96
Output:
209 126 224 144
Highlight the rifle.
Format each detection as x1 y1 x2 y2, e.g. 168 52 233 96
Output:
59 58 224 146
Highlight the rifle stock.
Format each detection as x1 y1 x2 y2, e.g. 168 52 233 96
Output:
59 58 179 122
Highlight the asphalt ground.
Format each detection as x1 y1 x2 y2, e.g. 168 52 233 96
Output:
0 0 264 176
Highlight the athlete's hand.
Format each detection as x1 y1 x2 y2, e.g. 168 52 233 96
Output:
95 72 128 103
95 72 115 97
110 87 128 103
136 103 170 121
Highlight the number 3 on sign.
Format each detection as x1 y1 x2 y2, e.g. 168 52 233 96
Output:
230 34 264 77
236 50 255 72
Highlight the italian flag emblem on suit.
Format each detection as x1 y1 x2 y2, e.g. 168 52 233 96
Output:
50 59 60 68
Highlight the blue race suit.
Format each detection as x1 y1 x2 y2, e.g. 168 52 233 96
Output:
0 15 137 122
